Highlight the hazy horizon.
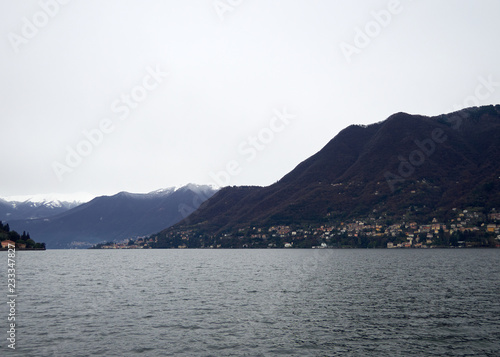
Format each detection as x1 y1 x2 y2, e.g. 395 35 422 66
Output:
2 0 499 198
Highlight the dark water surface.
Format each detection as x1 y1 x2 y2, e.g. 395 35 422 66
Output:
1 249 499 356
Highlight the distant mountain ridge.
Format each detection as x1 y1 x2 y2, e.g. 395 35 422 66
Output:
152 105 500 247
8 184 218 248
0 198 83 221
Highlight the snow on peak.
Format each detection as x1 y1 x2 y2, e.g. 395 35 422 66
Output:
147 184 218 196
1 185 219 206
147 187 177 196
1 192 95 205
176 183 219 192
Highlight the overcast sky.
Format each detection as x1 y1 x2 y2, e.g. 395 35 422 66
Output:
1 0 499 199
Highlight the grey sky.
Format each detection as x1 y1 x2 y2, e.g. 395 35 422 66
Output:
1 0 499 199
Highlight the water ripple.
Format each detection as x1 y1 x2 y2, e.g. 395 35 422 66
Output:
0 249 499 356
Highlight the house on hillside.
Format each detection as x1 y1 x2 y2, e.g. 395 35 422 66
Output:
1 240 15 249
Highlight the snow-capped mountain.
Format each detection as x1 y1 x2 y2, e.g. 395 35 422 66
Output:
6 184 219 248
2 192 95 205
0 194 90 221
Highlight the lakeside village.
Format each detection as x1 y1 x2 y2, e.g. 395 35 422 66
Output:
0 222 46 250
92 208 500 249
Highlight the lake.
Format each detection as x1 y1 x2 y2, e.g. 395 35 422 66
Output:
1 249 499 356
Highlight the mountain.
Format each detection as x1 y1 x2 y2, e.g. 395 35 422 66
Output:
8 184 218 248
0 197 84 222
152 105 500 247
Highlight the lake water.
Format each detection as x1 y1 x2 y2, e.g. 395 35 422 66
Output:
1 249 499 356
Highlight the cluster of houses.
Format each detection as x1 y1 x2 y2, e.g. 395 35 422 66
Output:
0 240 25 249
224 208 500 248
94 208 500 249
93 236 155 249
331 209 499 248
